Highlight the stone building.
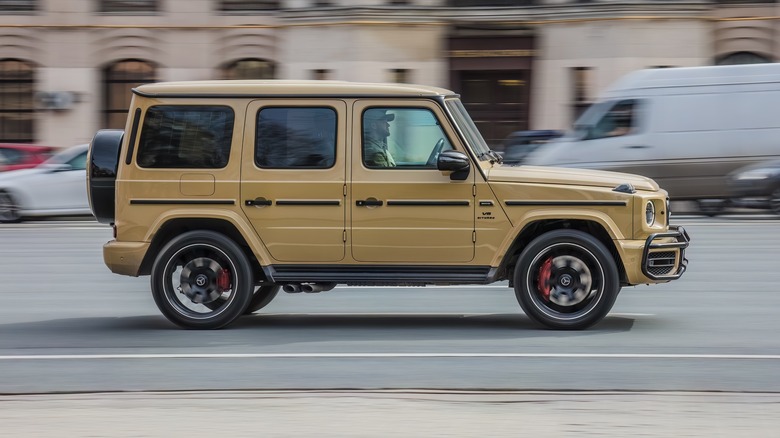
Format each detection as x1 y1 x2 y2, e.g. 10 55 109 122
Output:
0 0 776 148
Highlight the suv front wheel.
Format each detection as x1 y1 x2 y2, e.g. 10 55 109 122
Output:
151 231 254 329
514 229 620 330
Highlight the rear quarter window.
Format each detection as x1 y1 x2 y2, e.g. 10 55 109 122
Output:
136 105 234 169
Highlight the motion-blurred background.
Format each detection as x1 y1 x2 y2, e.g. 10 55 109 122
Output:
0 0 774 147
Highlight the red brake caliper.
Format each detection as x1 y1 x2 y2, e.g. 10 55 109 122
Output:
217 268 231 292
537 257 553 300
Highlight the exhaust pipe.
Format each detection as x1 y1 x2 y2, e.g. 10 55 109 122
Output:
300 282 337 293
282 283 302 293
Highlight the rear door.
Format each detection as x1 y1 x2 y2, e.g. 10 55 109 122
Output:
240 100 347 262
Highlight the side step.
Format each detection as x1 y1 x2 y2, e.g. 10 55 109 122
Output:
263 265 498 286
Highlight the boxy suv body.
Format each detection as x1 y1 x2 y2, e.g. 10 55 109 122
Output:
88 80 689 330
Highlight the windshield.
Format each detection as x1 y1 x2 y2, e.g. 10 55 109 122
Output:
445 98 492 160
570 100 611 139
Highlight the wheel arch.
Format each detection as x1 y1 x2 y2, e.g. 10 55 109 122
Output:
138 217 268 280
499 218 627 286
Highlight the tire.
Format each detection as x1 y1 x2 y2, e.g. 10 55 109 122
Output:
0 191 21 223
513 229 620 330
243 285 281 314
770 188 780 216
696 199 727 217
150 230 254 329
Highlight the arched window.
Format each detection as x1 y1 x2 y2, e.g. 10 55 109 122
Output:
103 59 156 129
222 58 275 80
0 59 35 143
716 52 772 66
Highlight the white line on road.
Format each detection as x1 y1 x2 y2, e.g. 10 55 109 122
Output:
0 353 777 361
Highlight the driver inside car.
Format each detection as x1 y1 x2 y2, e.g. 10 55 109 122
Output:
363 109 397 168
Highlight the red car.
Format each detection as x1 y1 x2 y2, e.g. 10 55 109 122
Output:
0 144 56 172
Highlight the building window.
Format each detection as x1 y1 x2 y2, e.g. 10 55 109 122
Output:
0 59 35 143
0 0 36 12
219 1 280 12
388 69 410 83
448 0 536 6
222 59 276 79
98 0 158 13
716 51 772 65
571 66 592 122
312 69 331 80
103 59 156 129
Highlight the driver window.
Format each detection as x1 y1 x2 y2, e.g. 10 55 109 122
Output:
586 100 637 140
362 107 453 169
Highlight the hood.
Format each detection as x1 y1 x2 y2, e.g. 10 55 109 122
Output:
488 164 659 192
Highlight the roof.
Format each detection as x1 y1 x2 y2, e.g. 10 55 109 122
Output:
605 63 780 94
133 80 458 98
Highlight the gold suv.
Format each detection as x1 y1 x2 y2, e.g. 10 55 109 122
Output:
87 80 689 330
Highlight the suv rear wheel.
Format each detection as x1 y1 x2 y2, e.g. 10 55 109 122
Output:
514 229 619 330
151 230 254 329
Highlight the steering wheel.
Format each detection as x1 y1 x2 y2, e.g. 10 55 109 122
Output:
426 138 446 167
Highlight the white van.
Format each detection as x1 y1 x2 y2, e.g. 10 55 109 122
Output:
525 63 780 212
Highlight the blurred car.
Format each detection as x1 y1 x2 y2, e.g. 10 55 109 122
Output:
0 144 56 172
0 144 91 222
499 130 563 163
727 160 780 215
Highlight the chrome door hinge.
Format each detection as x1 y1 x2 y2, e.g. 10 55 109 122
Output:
472 230 477 243
343 184 347 197
472 185 477 197
343 230 347 242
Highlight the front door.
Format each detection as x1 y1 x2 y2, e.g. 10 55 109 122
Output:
350 100 475 263
240 100 347 262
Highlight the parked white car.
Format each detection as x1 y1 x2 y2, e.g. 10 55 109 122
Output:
0 144 91 222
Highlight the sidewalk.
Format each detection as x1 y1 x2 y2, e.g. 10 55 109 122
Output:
1 390 778 437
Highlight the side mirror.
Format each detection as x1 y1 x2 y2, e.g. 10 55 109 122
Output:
437 150 470 181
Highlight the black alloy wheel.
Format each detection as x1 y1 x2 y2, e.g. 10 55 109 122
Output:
0 191 20 223
151 231 254 329
514 229 620 330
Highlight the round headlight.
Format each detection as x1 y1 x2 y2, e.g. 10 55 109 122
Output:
645 201 655 226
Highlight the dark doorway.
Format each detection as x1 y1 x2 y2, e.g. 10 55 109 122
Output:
458 70 530 148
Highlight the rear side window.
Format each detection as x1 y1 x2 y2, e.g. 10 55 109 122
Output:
137 106 234 169
256 107 337 168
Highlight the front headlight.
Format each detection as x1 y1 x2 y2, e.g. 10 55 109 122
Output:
645 200 655 226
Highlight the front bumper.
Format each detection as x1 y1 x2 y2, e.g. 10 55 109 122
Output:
641 225 690 281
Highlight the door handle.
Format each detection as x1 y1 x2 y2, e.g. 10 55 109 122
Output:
245 197 272 207
356 199 384 207
624 145 651 149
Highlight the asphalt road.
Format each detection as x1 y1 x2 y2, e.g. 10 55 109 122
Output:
1 215 779 395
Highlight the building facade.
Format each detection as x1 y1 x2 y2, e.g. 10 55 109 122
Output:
0 0 777 148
